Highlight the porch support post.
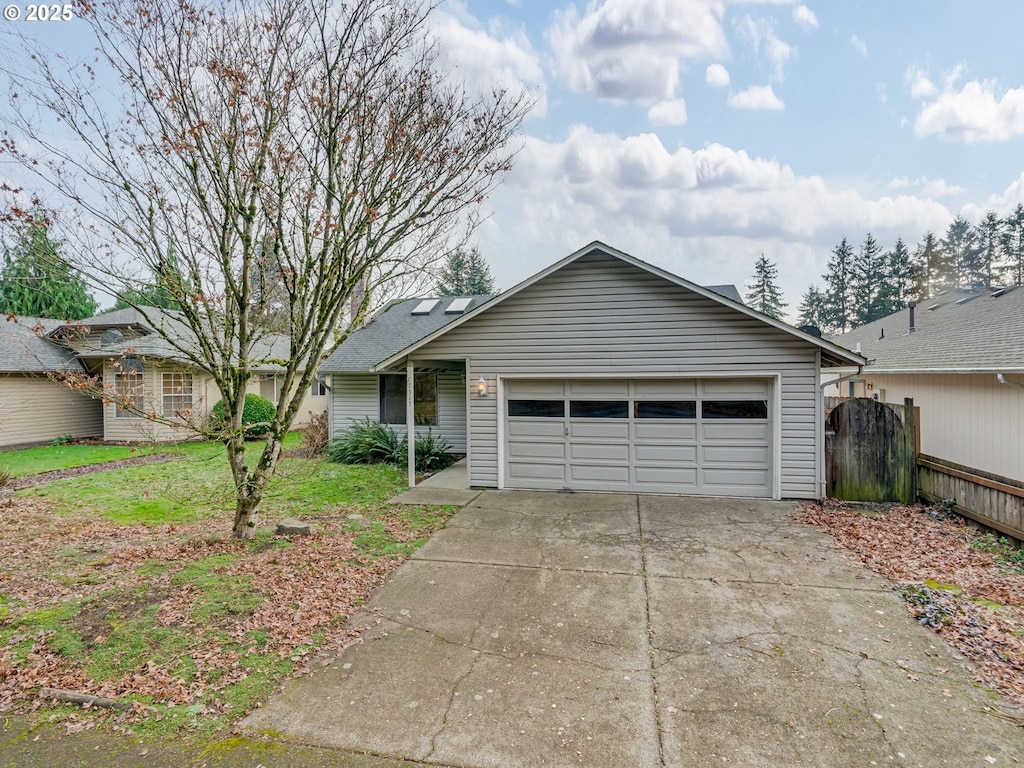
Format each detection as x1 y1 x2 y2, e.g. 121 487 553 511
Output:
406 360 415 488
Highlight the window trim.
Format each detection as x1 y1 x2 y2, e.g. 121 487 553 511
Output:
114 357 144 419
161 371 194 418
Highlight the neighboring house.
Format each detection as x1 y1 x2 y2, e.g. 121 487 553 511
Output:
826 286 1024 484
322 241 863 499
1 317 103 448
1 308 327 447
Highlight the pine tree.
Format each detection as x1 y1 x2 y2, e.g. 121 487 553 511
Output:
975 210 1000 289
875 237 915 318
940 216 981 288
821 238 853 333
849 233 883 326
914 231 944 297
0 219 97 319
744 254 787 319
436 247 497 296
797 284 827 329
997 203 1024 286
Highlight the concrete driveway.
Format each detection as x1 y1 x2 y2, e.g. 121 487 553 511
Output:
245 492 1021 767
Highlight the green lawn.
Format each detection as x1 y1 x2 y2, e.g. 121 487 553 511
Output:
0 443 168 477
16 434 405 524
0 437 453 739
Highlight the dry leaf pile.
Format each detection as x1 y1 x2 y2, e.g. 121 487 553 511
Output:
796 501 1024 714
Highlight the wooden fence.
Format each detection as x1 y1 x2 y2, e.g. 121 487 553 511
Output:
917 456 1024 542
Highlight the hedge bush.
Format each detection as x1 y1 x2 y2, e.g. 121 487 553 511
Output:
211 393 277 438
327 418 455 473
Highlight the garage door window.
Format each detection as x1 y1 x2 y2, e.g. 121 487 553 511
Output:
701 400 769 419
634 400 697 419
569 400 628 418
508 400 564 418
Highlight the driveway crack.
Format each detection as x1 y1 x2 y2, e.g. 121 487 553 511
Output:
637 495 668 768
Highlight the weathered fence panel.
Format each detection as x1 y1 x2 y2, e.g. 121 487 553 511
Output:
825 398 916 503
918 456 1024 542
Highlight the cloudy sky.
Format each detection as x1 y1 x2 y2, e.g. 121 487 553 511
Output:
433 0 1024 316
5 0 1024 318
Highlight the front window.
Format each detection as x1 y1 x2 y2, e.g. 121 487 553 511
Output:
379 373 437 426
312 377 327 397
162 372 194 417
114 356 144 418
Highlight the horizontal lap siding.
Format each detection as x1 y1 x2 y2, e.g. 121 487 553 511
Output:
330 372 467 453
0 374 103 448
414 251 820 497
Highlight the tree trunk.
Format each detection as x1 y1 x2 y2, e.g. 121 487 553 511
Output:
226 430 284 539
232 493 260 539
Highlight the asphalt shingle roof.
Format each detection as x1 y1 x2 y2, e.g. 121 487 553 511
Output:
828 286 1024 372
321 295 495 372
0 317 83 373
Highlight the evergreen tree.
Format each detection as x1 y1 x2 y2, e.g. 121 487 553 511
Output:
821 238 854 333
998 203 1024 286
112 250 183 311
797 284 827 329
940 216 980 288
744 254 787 319
436 247 497 295
849 233 883 326
0 219 97 319
875 237 915 318
975 210 1001 288
914 231 944 297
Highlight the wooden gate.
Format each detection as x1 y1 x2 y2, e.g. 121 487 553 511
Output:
825 398 917 503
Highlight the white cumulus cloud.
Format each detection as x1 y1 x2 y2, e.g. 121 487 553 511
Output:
905 65 936 98
792 5 818 29
547 0 730 103
727 85 785 110
648 99 689 126
736 14 793 82
850 35 868 57
706 63 731 88
915 79 1024 142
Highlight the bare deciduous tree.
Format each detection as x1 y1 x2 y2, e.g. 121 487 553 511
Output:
1 0 530 537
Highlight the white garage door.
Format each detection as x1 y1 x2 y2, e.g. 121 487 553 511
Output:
505 378 773 497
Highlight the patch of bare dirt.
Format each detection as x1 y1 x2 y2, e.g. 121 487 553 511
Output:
796 500 1024 719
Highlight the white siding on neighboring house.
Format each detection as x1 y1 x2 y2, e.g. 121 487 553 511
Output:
413 250 821 497
330 371 467 453
0 374 103 448
102 360 212 443
863 373 1024 483
250 374 328 427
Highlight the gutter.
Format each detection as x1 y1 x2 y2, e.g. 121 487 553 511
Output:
997 373 1024 390
821 364 863 391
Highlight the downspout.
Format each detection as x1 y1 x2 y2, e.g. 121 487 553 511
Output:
997 373 1024 390
821 365 864 392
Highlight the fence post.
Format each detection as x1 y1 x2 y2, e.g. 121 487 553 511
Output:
904 397 918 502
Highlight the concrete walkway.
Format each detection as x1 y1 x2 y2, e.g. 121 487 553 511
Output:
245 491 1022 767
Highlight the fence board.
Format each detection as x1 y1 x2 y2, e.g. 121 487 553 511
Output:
917 455 1024 542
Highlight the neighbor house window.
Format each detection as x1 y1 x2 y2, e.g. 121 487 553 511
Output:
114 356 144 418
312 377 327 397
379 373 437 426
162 372 194 417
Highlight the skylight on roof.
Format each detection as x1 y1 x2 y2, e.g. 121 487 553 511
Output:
444 297 472 314
411 299 440 315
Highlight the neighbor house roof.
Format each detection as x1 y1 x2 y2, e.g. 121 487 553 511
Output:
321 295 495 372
363 242 864 372
0 316 85 373
828 285 1024 373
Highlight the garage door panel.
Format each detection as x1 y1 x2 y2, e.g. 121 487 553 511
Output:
635 467 699 487
634 380 698 397
701 423 771 442
507 380 565 397
701 379 771 397
570 464 630 483
634 422 697 440
702 468 771 488
569 422 630 440
508 441 566 460
508 420 564 438
568 379 628 396
569 442 630 461
703 445 770 465
509 461 566 482
634 444 697 463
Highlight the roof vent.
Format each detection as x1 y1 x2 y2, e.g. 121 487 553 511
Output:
100 328 124 347
927 303 941 311
411 299 440 315
797 324 821 337
444 297 472 314
954 295 976 306
991 287 1012 298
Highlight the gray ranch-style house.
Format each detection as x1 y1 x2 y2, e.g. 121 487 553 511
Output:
321 241 864 499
